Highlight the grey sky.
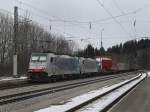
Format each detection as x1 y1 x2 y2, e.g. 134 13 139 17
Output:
0 0 150 49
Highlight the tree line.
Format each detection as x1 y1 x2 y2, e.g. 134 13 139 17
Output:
77 38 150 70
107 38 150 70
76 44 105 58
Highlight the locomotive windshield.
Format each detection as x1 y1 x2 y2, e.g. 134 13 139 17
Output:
31 54 47 62
39 56 47 61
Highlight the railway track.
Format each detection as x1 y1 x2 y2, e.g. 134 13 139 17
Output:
0 71 139 91
0 71 140 106
69 74 145 112
36 73 146 112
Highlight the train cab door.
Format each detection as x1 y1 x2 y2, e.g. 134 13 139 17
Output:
48 56 55 76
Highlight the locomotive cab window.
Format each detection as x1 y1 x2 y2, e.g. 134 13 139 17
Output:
31 56 39 61
39 56 47 62
31 54 47 62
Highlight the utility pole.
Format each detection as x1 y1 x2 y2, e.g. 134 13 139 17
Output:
100 28 104 70
101 28 104 48
13 6 18 77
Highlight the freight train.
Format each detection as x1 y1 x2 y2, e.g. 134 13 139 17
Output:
27 53 112 82
96 57 112 71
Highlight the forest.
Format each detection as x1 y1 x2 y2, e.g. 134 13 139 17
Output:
77 38 150 70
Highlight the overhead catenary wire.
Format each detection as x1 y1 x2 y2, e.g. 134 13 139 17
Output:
11 0 150 41
17 7 88 39
18 6 132 39
19 6 100 42
0 2 148 50
112 0 136 37
12 0 150 24
15 0 150 48
3 0 150 26
3 0 150 48
134 2 150 13
96 0 133 38
17 5 138 43
14 0 89 23
0 8 144 44
112 0 125 14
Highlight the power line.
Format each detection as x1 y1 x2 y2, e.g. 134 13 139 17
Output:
112 0 136 37
18 0 150 24
13 0 145 24
113 0 125 14
18 5 146 27
14 0 88 23
2 0 149 46
17 4 137 42
134 2 150 13
18 6 92 36
96 0 133 38
18 7 51 21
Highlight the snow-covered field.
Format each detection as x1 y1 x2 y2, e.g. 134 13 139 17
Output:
35 73 146 112
0 76 27 82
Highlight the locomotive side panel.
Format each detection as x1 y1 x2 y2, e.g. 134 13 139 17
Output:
51 55 80 76
80 58 98 74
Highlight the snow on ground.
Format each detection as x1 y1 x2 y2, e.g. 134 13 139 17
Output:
35 73 146 112
77 73 146 112
147 71 150 77
0 76 27 82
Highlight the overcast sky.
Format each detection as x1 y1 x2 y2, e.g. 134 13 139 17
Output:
0 0 150 50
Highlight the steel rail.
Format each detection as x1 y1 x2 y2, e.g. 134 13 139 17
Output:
66 74 145 112
0 72 139 105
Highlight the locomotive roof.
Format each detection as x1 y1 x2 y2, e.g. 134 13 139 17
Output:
32 52 54 55
57 54 73 58
101 57 112 60
96 57 112 61
31 53 96 60
32 53 78 58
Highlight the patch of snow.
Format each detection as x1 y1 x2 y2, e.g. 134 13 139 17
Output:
77 74 146 112
35 74 145 112
0 76 27 82
147 71 150 77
